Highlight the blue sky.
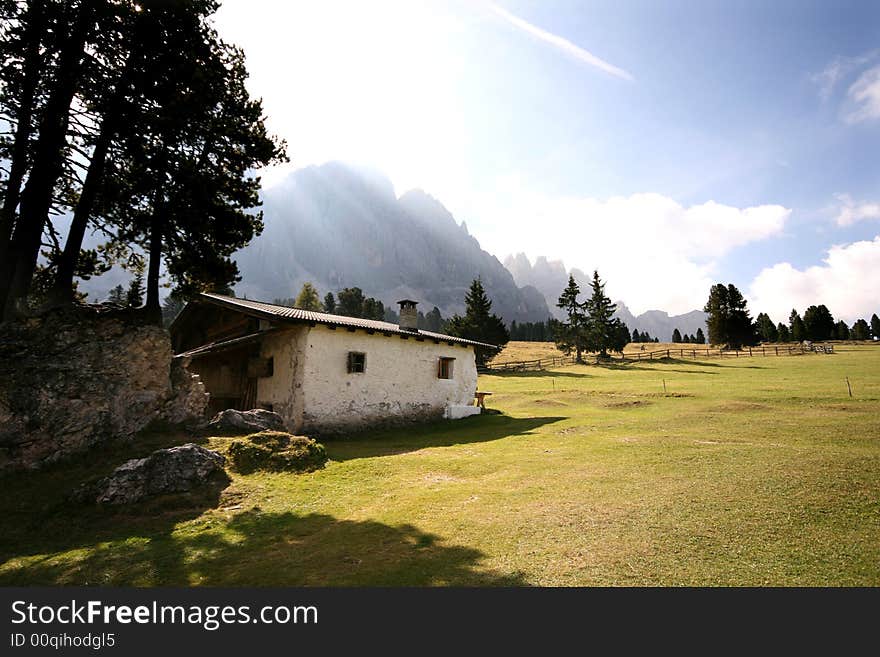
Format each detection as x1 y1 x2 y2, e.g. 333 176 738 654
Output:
216 0 880 322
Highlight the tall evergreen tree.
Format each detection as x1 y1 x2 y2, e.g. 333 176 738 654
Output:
362 297 385 321
106 284 125 305
583 270 619 358
336 287 365 318
871 313 880 339
0 1 286 321
755 312 778 343
294 282 321 311
322 292 336 314
803 304 835 340
610 320 631 353
447 279 509 367
834 320 850 340
425 306 444 332
704 283 754 349
125 270 144 308
695 327 706 344
672 328 682 343
776 323 790 342
851 319 871 340
789 309 806 342
554 274 587 362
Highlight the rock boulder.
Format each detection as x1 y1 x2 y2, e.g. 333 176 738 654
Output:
203 408 286 434
0 305 209 472
75 443 227 505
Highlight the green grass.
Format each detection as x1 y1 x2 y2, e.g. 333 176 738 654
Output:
2 344 879 586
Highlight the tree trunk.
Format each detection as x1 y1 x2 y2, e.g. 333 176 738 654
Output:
144 208 165 325
2 0 95 319
0 0 45 316
46 129 112 306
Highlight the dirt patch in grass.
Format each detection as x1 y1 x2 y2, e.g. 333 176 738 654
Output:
532 399 568 407
604 400 652 409
710 401 770 412
422 472 461 484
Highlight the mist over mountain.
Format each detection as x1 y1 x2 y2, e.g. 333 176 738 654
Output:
504 252 707 341
232 162 551 323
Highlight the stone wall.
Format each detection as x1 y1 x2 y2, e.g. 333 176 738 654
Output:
0 305 208 472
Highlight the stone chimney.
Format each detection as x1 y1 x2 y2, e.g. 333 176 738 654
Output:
397 299 419 331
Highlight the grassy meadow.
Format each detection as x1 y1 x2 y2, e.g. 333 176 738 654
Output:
1 342 878 586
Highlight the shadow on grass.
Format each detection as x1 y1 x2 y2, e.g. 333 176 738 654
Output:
0 509 528 586
324 414 567 462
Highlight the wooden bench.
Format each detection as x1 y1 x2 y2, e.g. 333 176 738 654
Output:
474 391 492 409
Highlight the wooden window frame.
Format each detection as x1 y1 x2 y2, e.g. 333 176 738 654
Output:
438 357 455 379
347 351 367 374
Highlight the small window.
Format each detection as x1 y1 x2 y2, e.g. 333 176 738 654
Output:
438 357 455 379
348 351 366 373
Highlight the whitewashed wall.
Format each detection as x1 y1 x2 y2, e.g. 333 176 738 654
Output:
299 325 478 433
256 327 309 431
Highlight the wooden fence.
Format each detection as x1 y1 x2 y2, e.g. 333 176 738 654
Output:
481 343 833 373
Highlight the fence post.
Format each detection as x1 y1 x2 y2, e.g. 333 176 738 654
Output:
748 347 752 357
666 349 670 358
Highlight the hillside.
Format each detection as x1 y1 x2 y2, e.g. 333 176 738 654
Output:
232 162 551 323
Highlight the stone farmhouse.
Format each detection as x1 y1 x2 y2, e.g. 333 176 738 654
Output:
170 293 495 433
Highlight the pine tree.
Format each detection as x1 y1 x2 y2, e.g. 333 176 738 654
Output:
834 320 850 340
323 292 336 314
447 279 509 367
336 287 365 318
425 306 444 332
294 282 321 311
610 320 631 353
125 270 144 308
682 334 691 343
789 309 805 342
583 270 618 358
632 327 640 343
803 304 835 340
672 328 682 343
756 312 778 343
106 284 126 306
554 275 587 362
871 313 880 339
776 323 790 342
851 319 871 340
704 283 755 349
695 327 706 344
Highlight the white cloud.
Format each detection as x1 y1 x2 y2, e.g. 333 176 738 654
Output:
811 51 878 101
834 193 880 227
486 3 633 81
748 236 880 324
845 64 880 123
464 183 789 315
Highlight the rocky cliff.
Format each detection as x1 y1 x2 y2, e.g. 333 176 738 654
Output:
232 162 551 323
0 306 208 472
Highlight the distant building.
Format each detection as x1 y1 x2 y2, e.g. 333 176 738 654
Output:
170 294 493 433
